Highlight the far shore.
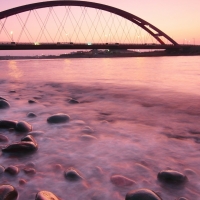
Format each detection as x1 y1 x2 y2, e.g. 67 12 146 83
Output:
0 49 200 60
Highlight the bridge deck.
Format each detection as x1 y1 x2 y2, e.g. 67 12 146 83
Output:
0 43 187 50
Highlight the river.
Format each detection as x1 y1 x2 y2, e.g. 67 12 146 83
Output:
0 56 200 199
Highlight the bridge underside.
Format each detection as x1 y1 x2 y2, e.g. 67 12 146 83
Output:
0 44 181 50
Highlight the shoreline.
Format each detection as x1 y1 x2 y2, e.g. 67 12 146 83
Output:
1 51 200 61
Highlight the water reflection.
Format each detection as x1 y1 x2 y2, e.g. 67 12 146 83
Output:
8 60 23 80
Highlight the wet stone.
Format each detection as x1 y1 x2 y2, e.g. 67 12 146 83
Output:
0 165 5 174
0 184 18 200
2 139 38 153
5 165 19 175
28 99 37 104
26 162 35 168
23 167 36 175
80 134 97 140
0 100 10 109
68 98 79 104
9 90 16 93
27 112 37 118
0 97 8 101
157 170 188 184
47 113 70 124
82 126 94 134
16 121 32 133
0 120 17 129
110 175 135 187
21 135 36 144
0 134 9 142
35 191 59 200
125 189 162 200
19 179 26 185
64 169 83 181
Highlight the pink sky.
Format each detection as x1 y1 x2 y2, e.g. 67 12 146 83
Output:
0 0 200 56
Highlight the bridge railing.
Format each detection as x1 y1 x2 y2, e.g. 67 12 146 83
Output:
0 42 177 46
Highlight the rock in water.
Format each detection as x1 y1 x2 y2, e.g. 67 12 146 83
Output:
0 184 18 200
28 99 37 104
9 90 16 93
5 165 19 175
27 112 37 118
157 170 187 184
35 191 59 200
82 126 94 134
0 134 9 142
2 141 38 153
2 135 38 153
68 98 79 104
47 113 70 124
125 189 162 200
0 97 8 101
0 120 18 129
0 165 5 174
23 167 36 175
110 175 135 187
16 121 32 133
64 169 83 181
21 135 37 143
0 100 10 109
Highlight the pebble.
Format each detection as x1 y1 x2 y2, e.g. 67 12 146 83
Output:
0 134 9 142
80 134 97 140
0 120 18 129
0 100 10 109
35 191 59 200
19 179 26 185
0 184 18 200
5 165 19 175
26 162 35 168
110 175 136 187
125 188 162 200
52 164 63 172
21 135 37 144
47 113 70 124
64 169 83 181
0 165 5 174
9 90 16 93
23 167 36 175
68 98 79 104
2 135 38 153
157 170 188 184
82 126 94 134
27 112 37 118
16 121 32 133
28 99 37 104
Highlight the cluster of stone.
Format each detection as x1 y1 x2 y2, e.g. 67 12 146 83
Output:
0 97 189 199
0 119 38 153
0 120 32 133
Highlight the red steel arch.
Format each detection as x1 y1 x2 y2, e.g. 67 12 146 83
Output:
0 1 178 45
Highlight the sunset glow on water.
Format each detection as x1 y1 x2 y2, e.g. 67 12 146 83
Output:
1 57 200 199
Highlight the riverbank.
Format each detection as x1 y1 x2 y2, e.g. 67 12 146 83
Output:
1 49 200 60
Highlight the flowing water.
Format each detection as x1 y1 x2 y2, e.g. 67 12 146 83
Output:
0 56 200 199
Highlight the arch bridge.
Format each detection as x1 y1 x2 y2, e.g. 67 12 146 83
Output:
0 1 185 50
